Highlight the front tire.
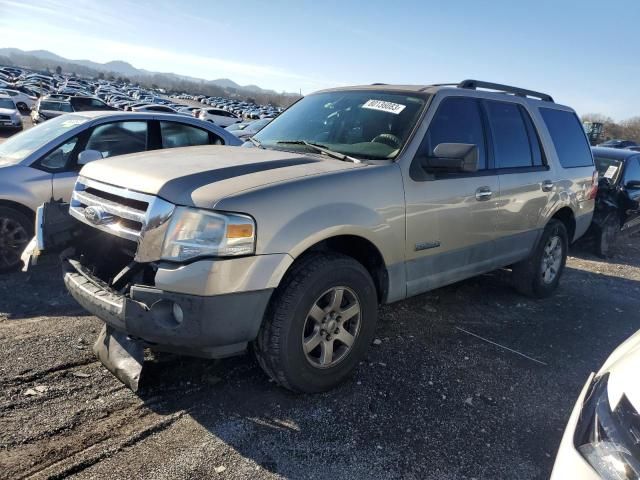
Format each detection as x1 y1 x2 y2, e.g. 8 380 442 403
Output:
254 253 378 393
512 219 568 298
0 207 33 273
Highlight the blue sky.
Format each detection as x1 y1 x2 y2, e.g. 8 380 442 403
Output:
0 0 638 119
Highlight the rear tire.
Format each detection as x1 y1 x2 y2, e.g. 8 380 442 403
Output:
512 219 568 298
0 207 33 273
254 253 378 393
594 214 618 258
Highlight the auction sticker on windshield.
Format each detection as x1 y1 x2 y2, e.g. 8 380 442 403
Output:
362 99 406 115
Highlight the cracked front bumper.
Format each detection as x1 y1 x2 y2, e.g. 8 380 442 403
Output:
62 257 273 359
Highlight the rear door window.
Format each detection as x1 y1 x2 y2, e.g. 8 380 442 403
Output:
485 101 535 169
85 121 148 158
539 108 593 168
160 121 221 148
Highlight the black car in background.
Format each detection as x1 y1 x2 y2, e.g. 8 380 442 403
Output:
597 139 639 149
589 147 640 256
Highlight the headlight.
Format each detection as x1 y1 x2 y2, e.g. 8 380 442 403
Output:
161 207 255 261
574 373 640 479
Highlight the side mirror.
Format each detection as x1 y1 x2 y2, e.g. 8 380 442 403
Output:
77 149 103 165
625 179 640 189
422 143 478 173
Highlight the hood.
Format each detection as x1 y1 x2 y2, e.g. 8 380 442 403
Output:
0 107 18 115
80 145 363 207
597 329 640 413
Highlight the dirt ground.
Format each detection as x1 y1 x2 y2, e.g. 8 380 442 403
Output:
1 234 639 479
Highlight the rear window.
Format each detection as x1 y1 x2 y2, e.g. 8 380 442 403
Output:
540 108 593 168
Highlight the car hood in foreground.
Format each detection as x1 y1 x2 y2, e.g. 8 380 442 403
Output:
597 328 640 413
79 145 363 208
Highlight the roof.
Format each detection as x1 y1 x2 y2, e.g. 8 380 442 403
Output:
591 146 640 160
314 79 564 107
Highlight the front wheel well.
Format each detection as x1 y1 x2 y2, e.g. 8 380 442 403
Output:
0 200 35 222
294 235 388 304
551 207 576 243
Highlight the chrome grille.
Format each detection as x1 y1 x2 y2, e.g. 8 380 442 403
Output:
70 177 175 261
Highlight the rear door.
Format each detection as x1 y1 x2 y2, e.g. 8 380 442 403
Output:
485 99 551 265
403 95 500 296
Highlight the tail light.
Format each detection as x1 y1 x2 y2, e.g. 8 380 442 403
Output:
588 170 598 200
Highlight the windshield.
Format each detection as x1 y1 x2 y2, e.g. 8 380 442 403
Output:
40 101 73 112
0 114 88 166
253 91 427 160
594 156 623 182
244 118 272 134
0 98 15 109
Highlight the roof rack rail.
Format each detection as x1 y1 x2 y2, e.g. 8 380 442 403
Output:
457 79 554 103
370 82 388 86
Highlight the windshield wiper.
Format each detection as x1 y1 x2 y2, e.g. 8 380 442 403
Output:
247 136 264 149
276 140 360 163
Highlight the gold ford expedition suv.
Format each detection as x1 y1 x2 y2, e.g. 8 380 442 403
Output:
30 80 597 392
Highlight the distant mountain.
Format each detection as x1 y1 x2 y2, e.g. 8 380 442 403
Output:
0 47 283 96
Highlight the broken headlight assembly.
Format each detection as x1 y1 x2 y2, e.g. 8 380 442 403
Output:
574 373 640 480
160 207 255 261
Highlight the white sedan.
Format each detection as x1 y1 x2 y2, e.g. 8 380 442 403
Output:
551 329 640 479
197 108 240 127
0 88 37 112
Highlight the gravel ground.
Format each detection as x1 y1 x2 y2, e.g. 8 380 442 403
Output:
1 235 639 479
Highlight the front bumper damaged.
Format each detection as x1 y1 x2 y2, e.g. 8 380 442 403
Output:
62 255 273 390
29 201 275 391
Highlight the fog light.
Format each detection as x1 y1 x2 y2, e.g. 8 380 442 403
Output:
172 302 184 325
151 299 184 328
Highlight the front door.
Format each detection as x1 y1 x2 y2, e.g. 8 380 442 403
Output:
403 96 500 297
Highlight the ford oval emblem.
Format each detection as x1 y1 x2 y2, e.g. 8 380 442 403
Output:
84 206 114 226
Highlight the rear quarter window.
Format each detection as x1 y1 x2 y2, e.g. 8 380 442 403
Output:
539 108 593 168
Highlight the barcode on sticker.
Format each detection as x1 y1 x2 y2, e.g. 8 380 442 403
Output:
362 99 406 115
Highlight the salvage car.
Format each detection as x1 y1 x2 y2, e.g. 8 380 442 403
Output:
31 97 73 124
0 94 22 131
198 108 241 127
588 147 640 257
551 329 640 479
0 111 241 271
31 80 596 392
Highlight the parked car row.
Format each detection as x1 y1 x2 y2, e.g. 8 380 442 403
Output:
0 65 282 132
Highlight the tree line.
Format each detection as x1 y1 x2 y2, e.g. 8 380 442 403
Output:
582 113 640 144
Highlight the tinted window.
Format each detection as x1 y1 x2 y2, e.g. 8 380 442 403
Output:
418 96 487 169
623 157 640 185
40 136 79 170
484 101 533 168
160 121 219 148
86 121 147 158
540 108 593 168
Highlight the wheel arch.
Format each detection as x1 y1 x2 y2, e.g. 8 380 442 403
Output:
284 234 391 304
0 199 35 223
550 206 576 242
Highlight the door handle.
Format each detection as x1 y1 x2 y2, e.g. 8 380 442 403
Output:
475 186 493 201
541 180 554 192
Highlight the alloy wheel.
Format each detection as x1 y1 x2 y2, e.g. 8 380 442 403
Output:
302 286 361 369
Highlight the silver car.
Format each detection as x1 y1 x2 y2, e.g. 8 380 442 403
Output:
0 111 241 271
